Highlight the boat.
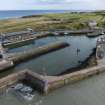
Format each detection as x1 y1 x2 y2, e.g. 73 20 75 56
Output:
12 83 34 101
64 32 68 35
23 93 34 101
14 83 24 90
20 86 33 93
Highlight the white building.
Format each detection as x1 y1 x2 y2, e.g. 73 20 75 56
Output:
88 20 97 29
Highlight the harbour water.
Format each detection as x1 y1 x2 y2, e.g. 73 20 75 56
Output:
6 36 97 76
0 10 69 19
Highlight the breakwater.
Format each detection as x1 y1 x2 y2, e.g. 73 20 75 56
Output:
9 42 69 64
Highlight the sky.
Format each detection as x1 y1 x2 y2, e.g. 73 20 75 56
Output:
0 0 105 10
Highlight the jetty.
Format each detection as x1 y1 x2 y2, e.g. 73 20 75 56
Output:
0 41 69 71
48 29 104 36
8 42 69 64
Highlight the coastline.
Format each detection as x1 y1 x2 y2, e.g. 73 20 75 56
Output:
0 10 70 20
0 11 105 33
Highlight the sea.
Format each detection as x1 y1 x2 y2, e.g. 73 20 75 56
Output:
0 10 94 20
0 10 70 19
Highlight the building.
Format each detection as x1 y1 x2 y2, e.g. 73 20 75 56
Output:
0 28 35 43
88 20 97 29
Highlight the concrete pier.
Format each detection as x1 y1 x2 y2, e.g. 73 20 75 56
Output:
8 42 69 64
0 41 69 71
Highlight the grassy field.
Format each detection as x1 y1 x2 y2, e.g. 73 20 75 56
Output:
0 11 105 33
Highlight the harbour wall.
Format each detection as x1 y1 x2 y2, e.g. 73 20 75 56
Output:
0 65 105 95
4 38 35 49
3 33 50 48
46 65 105 94
0 70 26 90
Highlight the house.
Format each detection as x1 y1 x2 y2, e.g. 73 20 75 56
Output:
88 20 97 29
0 28 35 41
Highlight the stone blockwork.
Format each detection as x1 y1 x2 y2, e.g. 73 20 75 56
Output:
0 64 105 95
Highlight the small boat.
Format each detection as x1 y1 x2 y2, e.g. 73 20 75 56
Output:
87 32 100 37
23 93 34 101
14 83 24 90
20 86 33 93
13 83 34 100
64 32 68 35
54 32 59 36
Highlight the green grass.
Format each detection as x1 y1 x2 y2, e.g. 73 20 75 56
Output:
0 12 105 33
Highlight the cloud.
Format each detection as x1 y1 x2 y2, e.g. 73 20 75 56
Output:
0 0 105 10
